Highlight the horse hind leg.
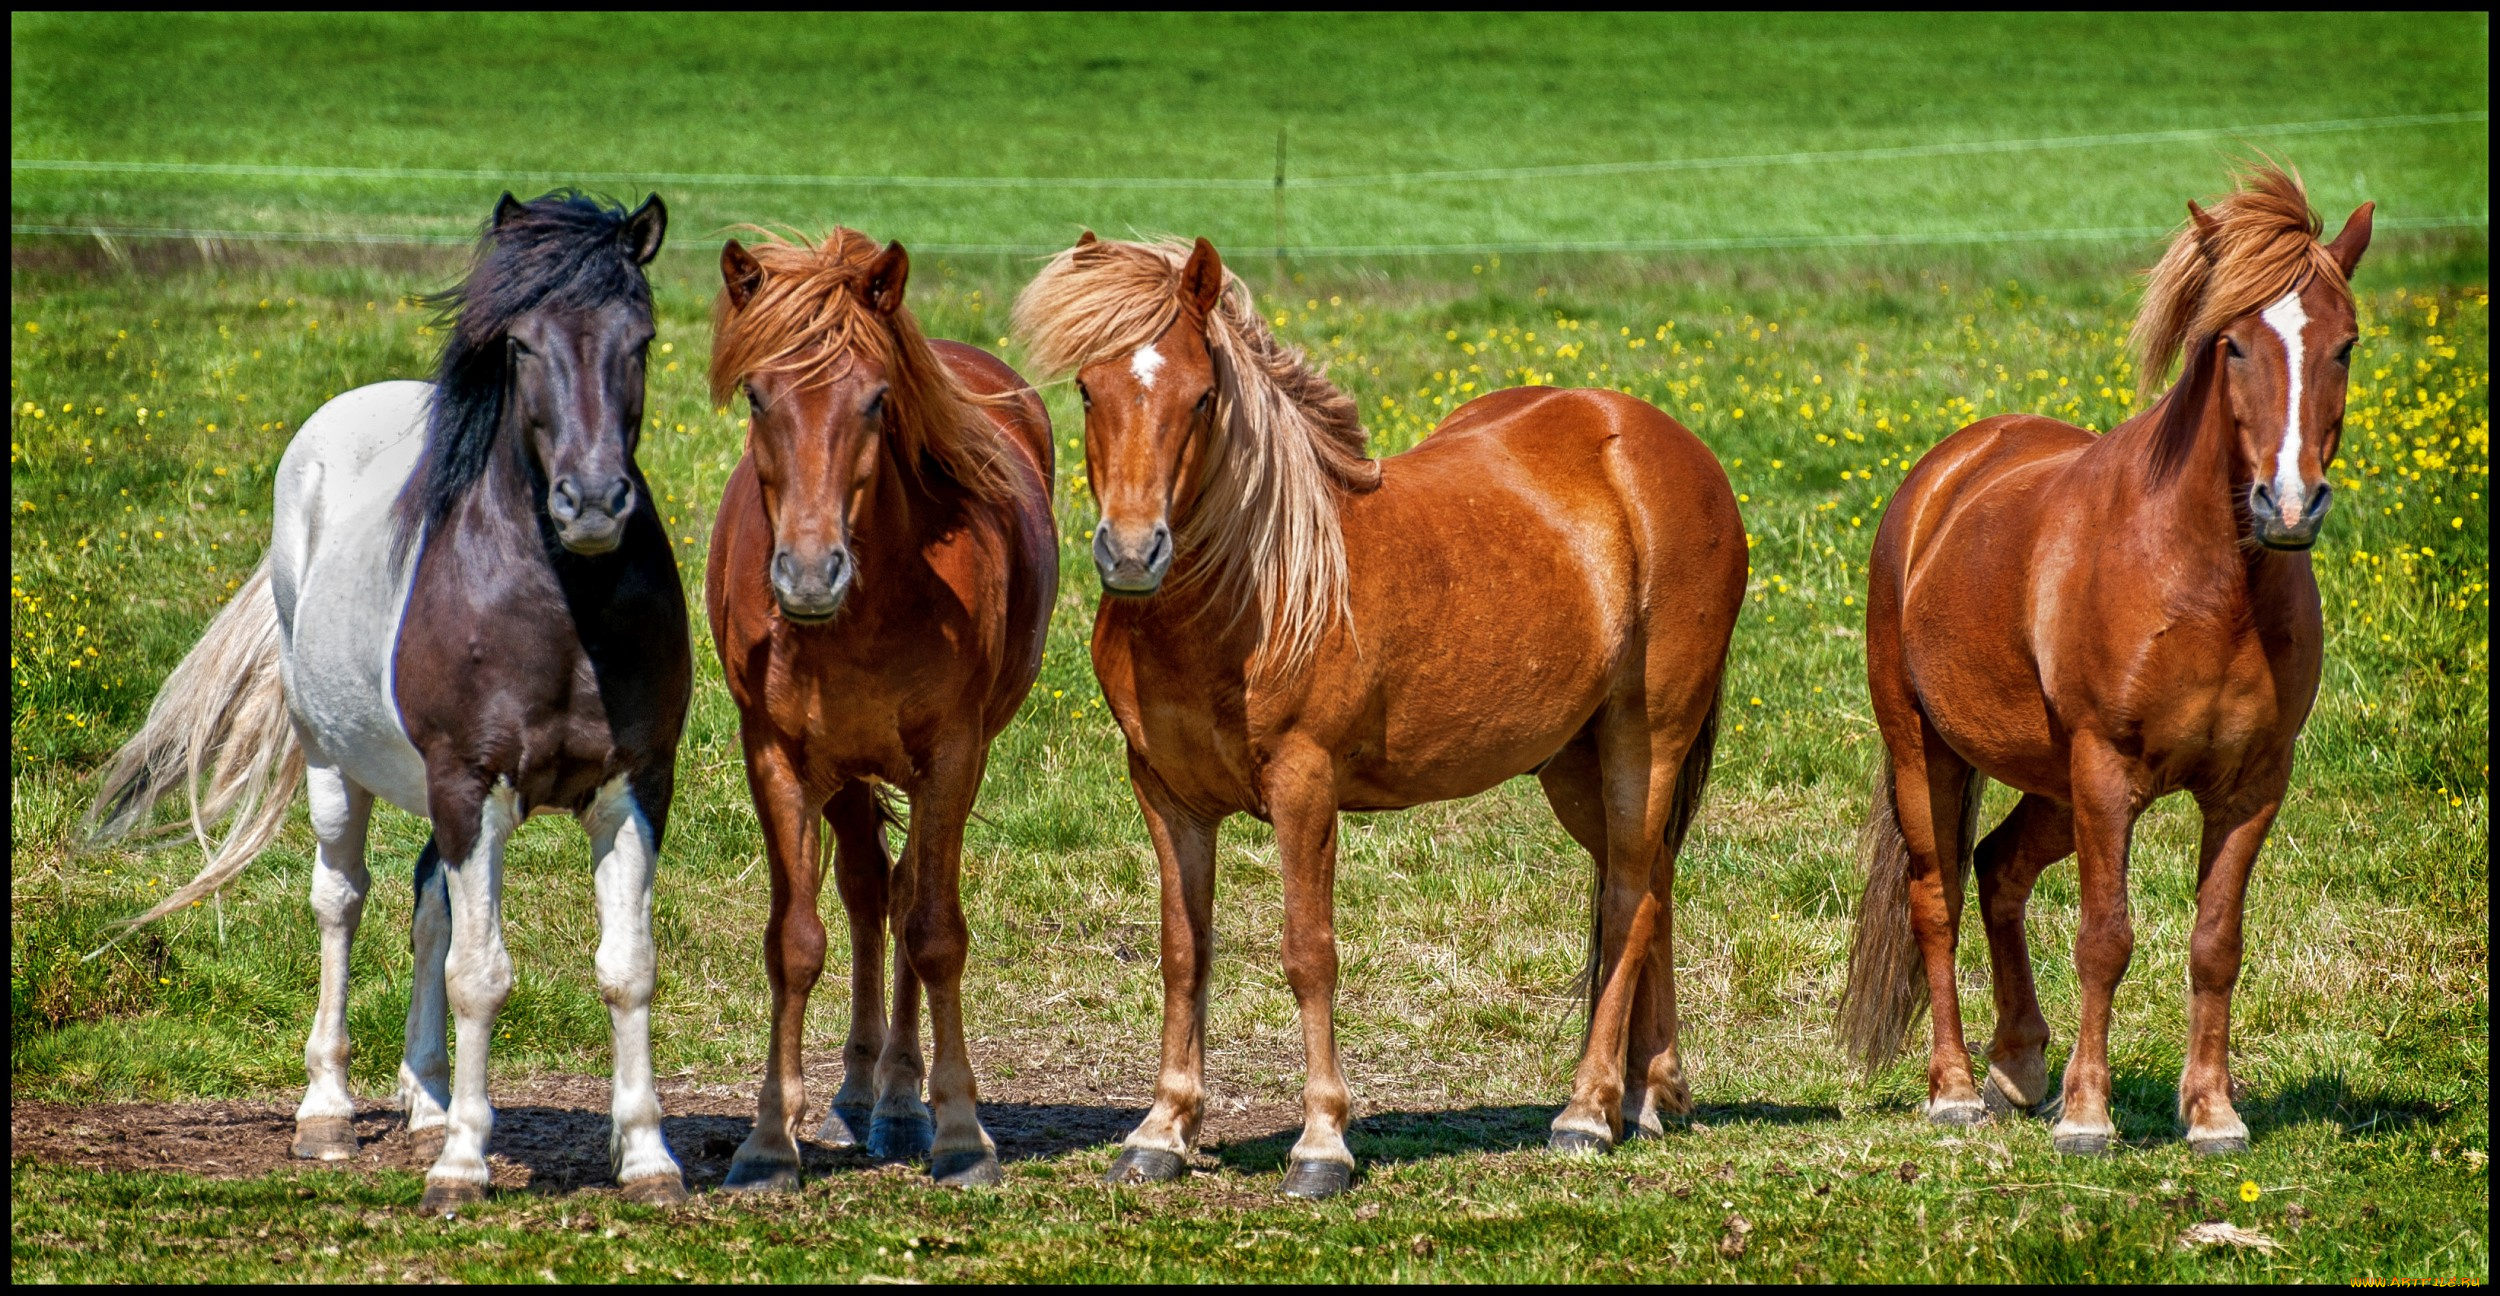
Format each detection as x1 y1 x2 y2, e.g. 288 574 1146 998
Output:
1903 740 1989 1126
1974 793 2074 1119
1551 696 1710 1155
294 762 375 1161
398 838 451 1133
819 780 893 1149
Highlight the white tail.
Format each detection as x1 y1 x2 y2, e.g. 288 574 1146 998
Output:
83 557 304 933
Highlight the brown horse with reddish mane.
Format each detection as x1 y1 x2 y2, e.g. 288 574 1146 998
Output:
1013 234 1745 1197
1838 165 2373 1155
706 229 1055 1189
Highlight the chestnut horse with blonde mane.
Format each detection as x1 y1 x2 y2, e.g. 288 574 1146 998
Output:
1014 234 1745 1197
1838 165 2373 1156
706 230 1055 1189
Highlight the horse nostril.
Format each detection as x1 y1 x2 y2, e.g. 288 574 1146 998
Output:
1147 523 1173 572
824 548 850 590
549 477 582 523
770 550 798 593
603 478 632 517
2304 483 2333 521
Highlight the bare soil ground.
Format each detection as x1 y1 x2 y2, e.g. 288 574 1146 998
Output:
6 1044 1348 1197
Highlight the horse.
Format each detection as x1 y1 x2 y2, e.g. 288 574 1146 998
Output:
1836 164 2373 1156
704 230 1056 1190
84 191 692 1212
1011 233 1746 1198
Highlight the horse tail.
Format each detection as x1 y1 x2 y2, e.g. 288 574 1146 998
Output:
83 557 304 936
1583 687 1723 1030
1837 750 1983 1075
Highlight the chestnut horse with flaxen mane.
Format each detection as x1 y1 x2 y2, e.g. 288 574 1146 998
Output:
1837 165 2373 1156
1014 234 1744 1198
706 230 1055 1190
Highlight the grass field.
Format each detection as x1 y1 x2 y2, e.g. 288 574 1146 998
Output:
10 12 2489 1283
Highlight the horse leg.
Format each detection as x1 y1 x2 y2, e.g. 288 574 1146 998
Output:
1263 744 1355 1199
2052 738 2144 1156
1539 726 1656 1133
583 776 686 1205
1975 793 2074 1117
418 777 520 1215
725 744 825 1191
2179 785 2281 1154
896 751 1001 1187
1552 704 1697 1153
818 780 891 1149
398 839 451 1133
293 762 374 1161
869 839 933 1162
1894 726 1986 1125
1106 755 1219 1185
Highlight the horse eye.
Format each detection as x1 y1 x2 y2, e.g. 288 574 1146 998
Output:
2334 341 2355 366
2223 337 2245 360
1195 391 1216 416
864 391 886 421
1076 382 1092 411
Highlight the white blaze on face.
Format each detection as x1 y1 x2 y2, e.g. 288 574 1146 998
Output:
1129 344 1165 391
2260 291 2310 525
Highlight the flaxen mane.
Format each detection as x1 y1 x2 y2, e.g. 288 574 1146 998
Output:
710 228 1022 504
1012 237 1380 677
2130 163 2353 480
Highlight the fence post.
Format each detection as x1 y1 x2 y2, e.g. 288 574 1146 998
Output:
1272 125 1289 291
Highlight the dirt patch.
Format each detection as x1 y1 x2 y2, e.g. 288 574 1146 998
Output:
8 1047 1331 1196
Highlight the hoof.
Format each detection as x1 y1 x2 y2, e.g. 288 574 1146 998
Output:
619 1173 689 1207
2052 1130 2116 1157
868 1115 934 1162
2187 1134 2251 1156
931 1150 1004 1188
817 1104 871 1149
720 1158 803 1193
292 1116 359 1162
1279 1159 1353 1200
1981 1075 2049 1119
1926 1100 1990 1128
1102 1146 1188 1185
418 1180 486 1216
1547 1128 1612 1157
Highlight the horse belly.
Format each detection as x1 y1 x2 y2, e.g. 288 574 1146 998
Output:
271 382 432 816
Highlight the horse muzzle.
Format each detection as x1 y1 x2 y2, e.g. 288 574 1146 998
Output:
2250 481 2331 551
770 546 853 623
549 474 634 555
1093 519 1173 596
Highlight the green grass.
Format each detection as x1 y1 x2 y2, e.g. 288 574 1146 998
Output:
10 11 2489 1284
10 13 2490 252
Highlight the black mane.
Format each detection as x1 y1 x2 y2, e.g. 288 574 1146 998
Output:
394 191 654 553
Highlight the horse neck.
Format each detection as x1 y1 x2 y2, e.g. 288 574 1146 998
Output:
2105 371 2300 592
847 434 956 592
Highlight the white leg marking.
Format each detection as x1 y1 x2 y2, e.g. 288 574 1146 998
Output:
584 777 682 1189
2261 291 2311 524
296 765 374 1133
1130 343 1164 390
400 855 452 1130
429 780 520 1193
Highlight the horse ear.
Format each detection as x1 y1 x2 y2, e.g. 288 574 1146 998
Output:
1181 237 1226 317
493 192 528 229
721 240 764 312
2325 201 2374 280
2186 200 2223 259
1076 229 1098 246
865 241 910 316
622 194 668 266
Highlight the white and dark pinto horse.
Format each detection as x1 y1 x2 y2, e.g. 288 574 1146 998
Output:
87 191 692 1212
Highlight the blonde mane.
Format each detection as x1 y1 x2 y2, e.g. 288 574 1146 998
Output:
2131 162 2352 396
710 228 1021 503
1013 237 1380 678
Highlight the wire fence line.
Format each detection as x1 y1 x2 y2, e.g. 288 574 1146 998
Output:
10 110 2485 193
15 214 2487 260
